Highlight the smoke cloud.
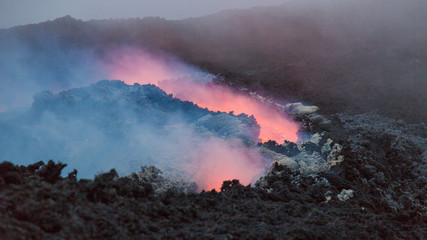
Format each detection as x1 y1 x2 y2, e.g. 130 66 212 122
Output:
1 0 426 192
106 47 300 143
0 35 107 112
1 43 298 190
1 79 266 191
0 0 289 29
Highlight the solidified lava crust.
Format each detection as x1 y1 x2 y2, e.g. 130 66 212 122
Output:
0 111 426 239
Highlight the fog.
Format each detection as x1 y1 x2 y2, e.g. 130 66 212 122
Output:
106 47 300 143
0 0 426 190
2 0 425 122
0 36 298 191
0 36 107 111
0 0 289 29
0 78 266 191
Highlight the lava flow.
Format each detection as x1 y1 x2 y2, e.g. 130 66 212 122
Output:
160 80 299 143
106 48 300 143
105 48 300 190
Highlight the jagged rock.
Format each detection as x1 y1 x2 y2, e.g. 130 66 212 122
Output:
259 147 298 171
337 189 354 201
284 102 319 115
0 88 426 239
1 110 426 240
129 165 198 194
326 143 344 168
261 108 344 175
321 138 333 154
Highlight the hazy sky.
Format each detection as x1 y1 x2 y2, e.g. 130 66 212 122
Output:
0 0 288 29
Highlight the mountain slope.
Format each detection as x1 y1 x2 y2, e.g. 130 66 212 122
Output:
1 0 426 123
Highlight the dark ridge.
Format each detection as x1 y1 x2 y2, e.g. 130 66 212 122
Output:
1 110 426 239
1 0 426 123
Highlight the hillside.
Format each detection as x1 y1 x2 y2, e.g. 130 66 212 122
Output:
1 103 426 239
0 1 426 238
1 0 426 123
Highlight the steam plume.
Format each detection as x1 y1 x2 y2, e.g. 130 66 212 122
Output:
0 43 299 191
106 47 300 143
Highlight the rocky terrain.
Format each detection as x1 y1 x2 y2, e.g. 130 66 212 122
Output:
1 101 425 239
0 1 426 239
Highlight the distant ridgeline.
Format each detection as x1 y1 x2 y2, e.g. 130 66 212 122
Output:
0 80 260 177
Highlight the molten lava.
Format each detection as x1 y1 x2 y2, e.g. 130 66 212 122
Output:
107 48 300 143
186 139 264 191
160 80 299 143
105 48 300 190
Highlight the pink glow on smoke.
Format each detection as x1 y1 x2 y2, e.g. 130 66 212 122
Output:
186 139 264 191
105 48 299 190
160 80 300 143
106 48 300 143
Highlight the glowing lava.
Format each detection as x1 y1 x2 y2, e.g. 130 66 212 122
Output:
185 138 264 191
160 80 299 143
106 48 300 143
105 48 300 190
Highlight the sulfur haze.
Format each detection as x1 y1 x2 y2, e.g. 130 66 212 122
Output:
1 0 426 190
106 48 300 142
0 79 267 191
0 0 289 29
2 0 426 122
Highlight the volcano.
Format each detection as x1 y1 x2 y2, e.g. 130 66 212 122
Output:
0 0 426 239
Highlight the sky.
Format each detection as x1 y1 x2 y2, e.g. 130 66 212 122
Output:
0 0 288 29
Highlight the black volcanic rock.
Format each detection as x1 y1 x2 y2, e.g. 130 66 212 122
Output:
0 110 426 239
0 1 426 238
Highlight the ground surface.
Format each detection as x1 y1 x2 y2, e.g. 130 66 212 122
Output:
1 111 425 239
0 1 426 239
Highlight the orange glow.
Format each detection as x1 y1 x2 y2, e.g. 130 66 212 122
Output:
105 48 299 190
184 139 264 191
106 48 300 143
160 80 300 143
